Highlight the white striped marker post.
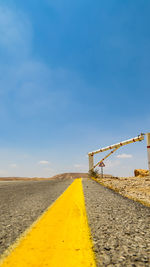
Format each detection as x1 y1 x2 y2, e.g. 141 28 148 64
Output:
146 133 150 172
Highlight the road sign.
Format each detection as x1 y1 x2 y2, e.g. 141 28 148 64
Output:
99 162 105 167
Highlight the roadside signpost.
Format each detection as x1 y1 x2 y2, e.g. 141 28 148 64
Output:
99 161 105 178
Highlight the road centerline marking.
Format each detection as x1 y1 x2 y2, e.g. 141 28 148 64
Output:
0 178 96 267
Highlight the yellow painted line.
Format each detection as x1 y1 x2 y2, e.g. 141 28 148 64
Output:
0 179 96 267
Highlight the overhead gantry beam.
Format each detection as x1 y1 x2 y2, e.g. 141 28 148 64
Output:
88 133 147 171
88 134 144 156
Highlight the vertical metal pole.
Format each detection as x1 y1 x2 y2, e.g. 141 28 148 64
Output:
89 154 94 171
146 133 150 173
101 167 103 178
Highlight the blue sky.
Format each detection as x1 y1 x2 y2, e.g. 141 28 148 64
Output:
0 0 150 177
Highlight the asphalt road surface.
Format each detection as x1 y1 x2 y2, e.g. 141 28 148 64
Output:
0 176 150 266
83 178 150 266
0 178 73 256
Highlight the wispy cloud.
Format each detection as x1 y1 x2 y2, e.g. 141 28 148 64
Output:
38 160 50 165
116 153 133 159
9 163 17 168
0 4 76 121
0 4 31 59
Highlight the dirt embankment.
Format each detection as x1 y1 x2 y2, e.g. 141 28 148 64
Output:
93 175 150 207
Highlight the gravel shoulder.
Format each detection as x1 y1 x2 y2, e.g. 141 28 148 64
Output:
83 178 150 267
92 176 150 207
0 178 73 256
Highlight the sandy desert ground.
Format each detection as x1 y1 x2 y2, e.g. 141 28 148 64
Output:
93 175 150 207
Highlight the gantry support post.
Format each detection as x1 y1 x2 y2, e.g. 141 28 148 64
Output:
89 154 94 171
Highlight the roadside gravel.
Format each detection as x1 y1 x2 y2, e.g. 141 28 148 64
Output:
83 178 150 267
0 178 73 256
94 176 150 207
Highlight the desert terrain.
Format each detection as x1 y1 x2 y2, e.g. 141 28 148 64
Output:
92 171 150 207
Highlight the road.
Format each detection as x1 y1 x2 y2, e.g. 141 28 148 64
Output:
0 176 150 266
0 178 73 256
